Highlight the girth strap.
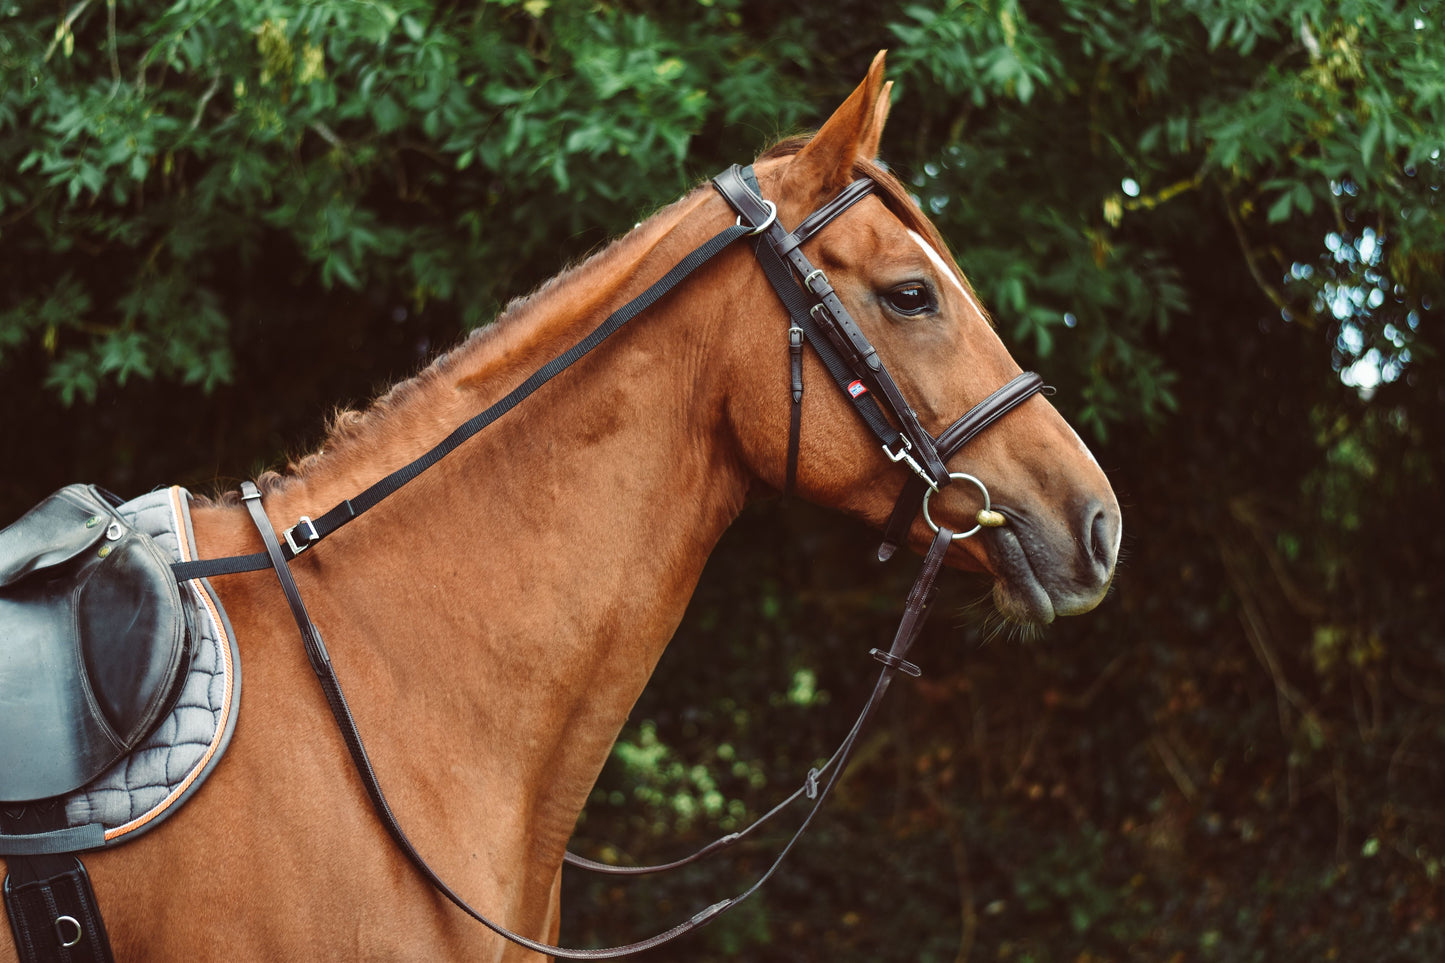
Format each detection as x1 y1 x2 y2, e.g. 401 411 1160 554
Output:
3 809 114 963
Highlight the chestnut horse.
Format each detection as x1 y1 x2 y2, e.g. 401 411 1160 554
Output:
2 56 1119 960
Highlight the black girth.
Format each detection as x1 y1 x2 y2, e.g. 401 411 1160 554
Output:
176 164 1045 959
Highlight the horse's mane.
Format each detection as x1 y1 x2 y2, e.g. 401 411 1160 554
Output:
198 186 709 505
207 139 980 505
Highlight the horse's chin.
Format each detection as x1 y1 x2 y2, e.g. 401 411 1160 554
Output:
988 552 1057 625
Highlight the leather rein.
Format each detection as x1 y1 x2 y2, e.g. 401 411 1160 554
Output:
174 165 1044 958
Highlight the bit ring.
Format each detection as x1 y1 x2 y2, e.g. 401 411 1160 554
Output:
920 472 999 541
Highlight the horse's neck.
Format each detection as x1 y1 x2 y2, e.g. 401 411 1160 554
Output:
199 204 753 867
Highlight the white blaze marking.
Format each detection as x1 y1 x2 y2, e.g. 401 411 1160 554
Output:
1064 418 1101 469
907 230 985 320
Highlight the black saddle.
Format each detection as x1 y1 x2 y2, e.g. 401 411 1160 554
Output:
0 485 191 803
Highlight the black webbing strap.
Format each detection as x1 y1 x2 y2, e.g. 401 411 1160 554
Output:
242 476 956 958
172 218 758 583
875 372 1047 562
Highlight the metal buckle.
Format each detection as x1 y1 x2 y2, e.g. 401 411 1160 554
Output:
284 516 318 555
803 268 829 295
882 437 939 491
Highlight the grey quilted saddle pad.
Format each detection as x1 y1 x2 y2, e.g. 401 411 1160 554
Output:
0 486 241 854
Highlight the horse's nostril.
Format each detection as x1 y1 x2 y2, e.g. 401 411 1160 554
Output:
1086 503 1119 570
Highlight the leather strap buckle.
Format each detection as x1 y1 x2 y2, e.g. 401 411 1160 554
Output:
284 516 318 555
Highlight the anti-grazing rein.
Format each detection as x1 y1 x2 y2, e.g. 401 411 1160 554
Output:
175 165 1043 959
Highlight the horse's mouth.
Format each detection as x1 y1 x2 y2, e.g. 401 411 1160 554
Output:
983 526 1055 624
978 511 1117 625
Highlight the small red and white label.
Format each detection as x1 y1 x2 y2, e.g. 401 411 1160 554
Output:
847 380 869 398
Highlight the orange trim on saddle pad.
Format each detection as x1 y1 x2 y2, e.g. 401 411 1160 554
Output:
100 487 238 841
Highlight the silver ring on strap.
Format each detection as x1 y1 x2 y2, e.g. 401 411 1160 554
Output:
55 916 82 948
737 200 777 236
921 472 995 540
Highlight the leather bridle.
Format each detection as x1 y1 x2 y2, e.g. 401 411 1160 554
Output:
173 164 1045 958
711 165 1045 556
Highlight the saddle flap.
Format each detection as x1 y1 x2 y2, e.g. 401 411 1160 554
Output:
0 488 111 588
0 485 191 803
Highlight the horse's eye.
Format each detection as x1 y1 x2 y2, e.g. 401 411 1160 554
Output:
883 283 934 316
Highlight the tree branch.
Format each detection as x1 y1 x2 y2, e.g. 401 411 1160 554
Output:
43 0 94 62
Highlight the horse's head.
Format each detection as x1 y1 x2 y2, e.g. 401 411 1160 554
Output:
721 53 1120 624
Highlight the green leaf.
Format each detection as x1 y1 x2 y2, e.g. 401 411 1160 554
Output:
372 94 405 133
1266 190 1293 223
1360 118 1380 167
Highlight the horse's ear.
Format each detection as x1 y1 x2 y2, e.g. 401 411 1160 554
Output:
784 51 889 199
857 81 893 161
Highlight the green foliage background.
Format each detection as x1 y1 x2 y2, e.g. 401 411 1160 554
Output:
3 1 1444 959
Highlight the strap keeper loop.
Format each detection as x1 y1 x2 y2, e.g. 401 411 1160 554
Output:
869 647 922 678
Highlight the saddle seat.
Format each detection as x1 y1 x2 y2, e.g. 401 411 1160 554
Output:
0 485 191 804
